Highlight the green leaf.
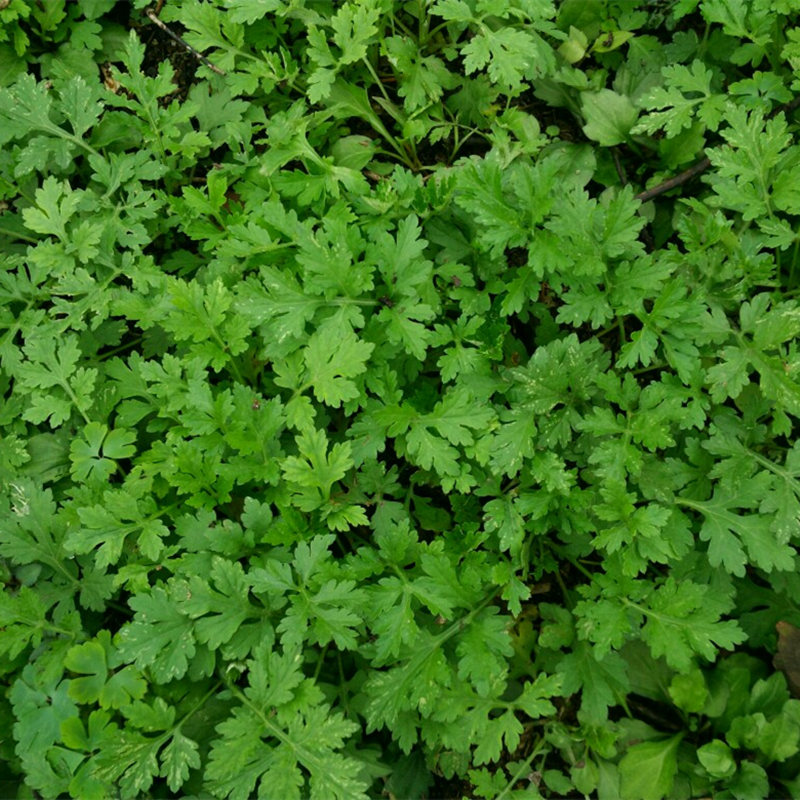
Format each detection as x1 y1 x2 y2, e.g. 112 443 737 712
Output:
706 107 794 220
66 636 146 710
15 335 96 427
681 488 795 577
282 427 358 517
641 578 746 671
92 731 162 797
303 325 374 407
207 645 368 800
697 740 736 779
10 666 79 798
729 761 769 799
757 712 800 761
160 731 201 793
251 535 365 651
383 36 457 111
456 607 514 696
557 644 630 724
176 556 272 657
67 488 169 567
0 587 48 659
331 0 381 65
69 423 135 484
464 28 547 90
117 587 196 682
22 176 81 238
633 61 726 137
618 734 683 800
668 669 709 714
58 75 104 137
64 641 107 704
581 90 638 146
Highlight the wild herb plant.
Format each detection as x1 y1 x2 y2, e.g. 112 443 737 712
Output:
2 0 800 797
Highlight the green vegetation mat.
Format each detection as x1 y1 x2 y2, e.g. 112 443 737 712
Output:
2 0 800 797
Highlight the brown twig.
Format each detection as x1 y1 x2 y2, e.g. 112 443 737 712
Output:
634 156 711 203
612 147 628 186
635 93 800 203
782 94 800 117
144 7 226 76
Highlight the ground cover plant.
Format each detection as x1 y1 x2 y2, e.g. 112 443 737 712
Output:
2 0 800 797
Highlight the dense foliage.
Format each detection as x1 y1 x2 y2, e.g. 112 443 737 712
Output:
2 0 800 797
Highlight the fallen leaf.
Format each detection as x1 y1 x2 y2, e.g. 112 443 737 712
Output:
774 621 800 697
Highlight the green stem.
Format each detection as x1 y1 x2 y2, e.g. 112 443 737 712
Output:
312 644 329 682
417 0 430 45
35 120 102 160
0 226 38 244
337 651 350 716
224 679 360 799
97 336 145 361
569 558 594 581
596 317 626 339
175 682 222 732
18 616 79 639
698 22 711 54
425 19 463 41
209 327 247 385
553 568 573 609
361 56 392 105
631 361 668 376
60 382 92 425
788 236 800 289
496 739 547 800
